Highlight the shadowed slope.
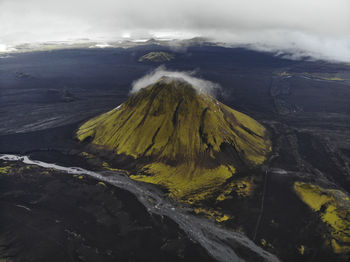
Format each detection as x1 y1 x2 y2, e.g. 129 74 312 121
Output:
77 77 271 201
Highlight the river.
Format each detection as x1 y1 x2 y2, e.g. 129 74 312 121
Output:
0 154 280 262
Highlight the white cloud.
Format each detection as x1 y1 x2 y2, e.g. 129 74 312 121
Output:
131 66 221 96
0 0 349 62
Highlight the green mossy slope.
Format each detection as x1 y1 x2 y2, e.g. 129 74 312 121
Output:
294 182 350 254
77 77 271 202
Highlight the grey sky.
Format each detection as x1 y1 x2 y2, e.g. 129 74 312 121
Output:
0 0 349 62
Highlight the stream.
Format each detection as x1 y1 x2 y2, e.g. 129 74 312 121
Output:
0 154 280 262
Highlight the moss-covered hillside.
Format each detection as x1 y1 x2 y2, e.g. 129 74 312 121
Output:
76 77 271 202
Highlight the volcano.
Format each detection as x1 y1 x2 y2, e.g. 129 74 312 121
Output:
76 77 271 202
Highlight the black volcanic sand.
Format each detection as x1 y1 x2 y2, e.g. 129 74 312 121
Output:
1 45 350 262
214 172 344 262
0 160 216 262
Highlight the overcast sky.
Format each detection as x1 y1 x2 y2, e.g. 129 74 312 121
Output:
0 0 349 62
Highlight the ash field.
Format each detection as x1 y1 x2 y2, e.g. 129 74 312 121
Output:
1 42 350 262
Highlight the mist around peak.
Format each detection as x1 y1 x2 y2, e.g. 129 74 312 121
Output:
130 66 221 97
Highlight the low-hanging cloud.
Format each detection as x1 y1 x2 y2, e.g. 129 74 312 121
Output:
0 0 349 62
131 66 221 96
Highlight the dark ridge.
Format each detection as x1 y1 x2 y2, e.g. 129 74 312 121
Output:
172 99 183 127
239 124 264 139
142 127 161 157
199 107 210 145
